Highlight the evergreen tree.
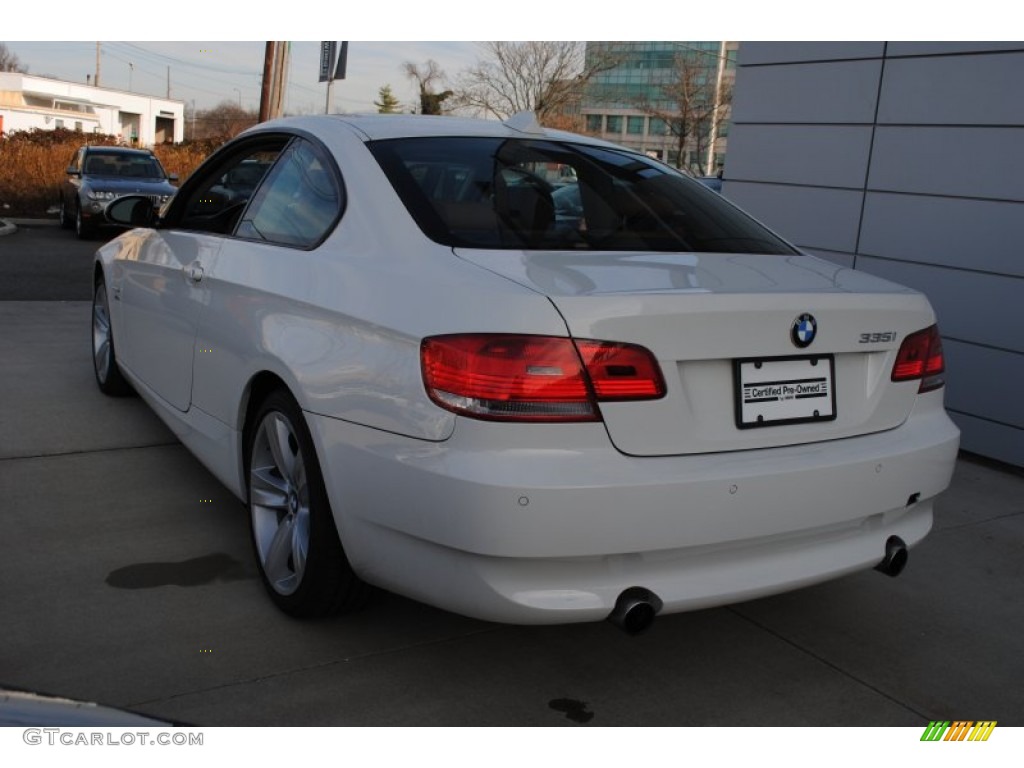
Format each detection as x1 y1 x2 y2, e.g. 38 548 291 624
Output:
374 84 401 114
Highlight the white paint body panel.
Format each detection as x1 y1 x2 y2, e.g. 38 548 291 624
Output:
93 114 960 625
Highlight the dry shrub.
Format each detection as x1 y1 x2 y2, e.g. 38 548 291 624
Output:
153 140 223 183
0 129 218 216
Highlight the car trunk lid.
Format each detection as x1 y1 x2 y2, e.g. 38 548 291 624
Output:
454 249 936 456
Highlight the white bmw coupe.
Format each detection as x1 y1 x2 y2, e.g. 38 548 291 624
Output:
92 113 959 632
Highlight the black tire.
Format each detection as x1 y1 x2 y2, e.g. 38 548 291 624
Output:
91 278 133 396
75 202 93 240
245 389 369 618
59 196 73 229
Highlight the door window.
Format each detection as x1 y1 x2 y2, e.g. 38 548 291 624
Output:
175 140 288 235
235 139 343 248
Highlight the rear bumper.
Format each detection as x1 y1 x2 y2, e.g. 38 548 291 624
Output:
307 396 959 624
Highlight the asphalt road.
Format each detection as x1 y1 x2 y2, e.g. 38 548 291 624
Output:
1 224 1022 727
0 219 114 301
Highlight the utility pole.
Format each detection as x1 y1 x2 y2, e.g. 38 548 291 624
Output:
95 42 101 87
259 42 275 123
166 66 171 99
269 42 289 119
706 41 728 176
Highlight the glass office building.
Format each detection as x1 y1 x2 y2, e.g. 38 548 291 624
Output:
581 42 737 174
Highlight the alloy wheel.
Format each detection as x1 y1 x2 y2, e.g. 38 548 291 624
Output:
250 411 311 596
92 282 112 384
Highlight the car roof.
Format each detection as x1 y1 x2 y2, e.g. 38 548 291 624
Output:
247 113 626 150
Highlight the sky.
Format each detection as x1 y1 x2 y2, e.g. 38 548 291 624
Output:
3 41 481 114
3 2 1002 115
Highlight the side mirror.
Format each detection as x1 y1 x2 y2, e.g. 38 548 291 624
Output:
106 195 157 227
168 173 179 182
66 167 80 176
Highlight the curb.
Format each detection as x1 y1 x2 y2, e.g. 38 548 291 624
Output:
0 217 61 234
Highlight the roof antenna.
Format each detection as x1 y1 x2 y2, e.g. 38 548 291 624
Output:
503 111 544 135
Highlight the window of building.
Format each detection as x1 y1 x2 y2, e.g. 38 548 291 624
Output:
605 115 622 134
649 118 667 136
585 114 603 133
627 116 645 135
55 119 64 129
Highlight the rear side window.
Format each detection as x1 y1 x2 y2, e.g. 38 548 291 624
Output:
236 138 343 248
370 137 797 254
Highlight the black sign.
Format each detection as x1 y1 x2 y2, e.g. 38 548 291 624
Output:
334 41 348 81
319 42 336 83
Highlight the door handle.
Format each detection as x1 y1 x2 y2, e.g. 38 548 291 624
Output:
184 261 205 284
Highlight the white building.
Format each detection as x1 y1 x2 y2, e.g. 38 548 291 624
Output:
0 72 184 145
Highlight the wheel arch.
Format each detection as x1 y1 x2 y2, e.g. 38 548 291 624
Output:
239 371 299 488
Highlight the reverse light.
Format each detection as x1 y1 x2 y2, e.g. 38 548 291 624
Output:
891 325 945 392
421 334 665 422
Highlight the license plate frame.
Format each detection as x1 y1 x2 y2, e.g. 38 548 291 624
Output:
734 355 836 429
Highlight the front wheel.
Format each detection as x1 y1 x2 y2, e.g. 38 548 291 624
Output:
246 390 369 618
92 279 133 396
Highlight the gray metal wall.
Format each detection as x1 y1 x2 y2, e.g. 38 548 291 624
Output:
723 42 1024 467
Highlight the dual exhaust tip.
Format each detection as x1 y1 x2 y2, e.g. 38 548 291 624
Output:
607 536 910 635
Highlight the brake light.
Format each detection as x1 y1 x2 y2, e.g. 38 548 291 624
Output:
421 334 665 422
575 340 666 400
891 325 945 392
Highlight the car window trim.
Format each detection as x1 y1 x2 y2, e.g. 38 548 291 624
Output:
230 132 347 251
164 129 347 251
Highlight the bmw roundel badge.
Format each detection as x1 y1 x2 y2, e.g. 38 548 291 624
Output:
791 313 817 348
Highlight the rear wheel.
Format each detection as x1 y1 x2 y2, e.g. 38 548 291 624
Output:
246 390 369 618
75 202 93 240
59 196 72 229
92 279 132 396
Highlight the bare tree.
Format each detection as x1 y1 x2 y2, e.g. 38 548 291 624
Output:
194 100 258 140
0 43 27 73
634 50 731 174
453 41 614 124
403 60 452 115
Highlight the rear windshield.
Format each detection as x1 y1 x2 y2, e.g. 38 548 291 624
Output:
369 137 797 254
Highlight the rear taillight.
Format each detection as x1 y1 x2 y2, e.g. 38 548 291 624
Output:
421 334 665 422
891 325 945 392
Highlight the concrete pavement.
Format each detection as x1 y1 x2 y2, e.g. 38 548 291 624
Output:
1 300 1021 725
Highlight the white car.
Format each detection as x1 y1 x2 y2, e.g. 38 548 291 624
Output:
92 113 959 633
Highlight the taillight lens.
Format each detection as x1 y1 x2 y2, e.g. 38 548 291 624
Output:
891 325 945 392
421 334 665 422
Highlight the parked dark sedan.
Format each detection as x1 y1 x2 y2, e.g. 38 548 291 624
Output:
59 146 178 239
